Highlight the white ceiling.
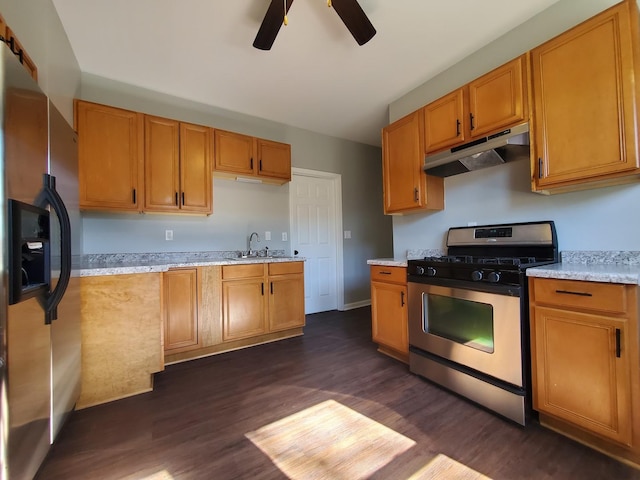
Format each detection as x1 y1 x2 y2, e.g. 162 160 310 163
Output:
51 0 561 147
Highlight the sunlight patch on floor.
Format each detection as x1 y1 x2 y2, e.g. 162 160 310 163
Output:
408 454 491 480
246 399 416 479
136 470 175 480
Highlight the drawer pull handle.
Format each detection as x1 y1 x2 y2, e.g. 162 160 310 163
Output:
379 271 392 275
555 289 592 297
616 328 621 358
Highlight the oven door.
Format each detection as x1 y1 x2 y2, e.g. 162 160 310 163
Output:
408 282 523 387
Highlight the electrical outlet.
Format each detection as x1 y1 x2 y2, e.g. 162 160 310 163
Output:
282 232 288 241
265 231 271 241
344 230 351 239
165 230 173 241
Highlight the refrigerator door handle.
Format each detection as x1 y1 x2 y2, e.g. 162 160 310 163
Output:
35 173 71 324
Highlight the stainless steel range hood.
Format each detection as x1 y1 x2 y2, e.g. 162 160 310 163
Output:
424 123 530 178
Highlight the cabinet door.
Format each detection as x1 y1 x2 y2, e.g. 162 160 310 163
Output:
371 281 408 355
531 306 631 445
383 111 431 214
424 89 466 153
145 115 180 212
468 55 527 138
163 269 199 353
76 101 143 211
213 129 255 175
180 123 213 213
222 278 267 341
269 274 305 332
531 1 640 190
257 138 291 182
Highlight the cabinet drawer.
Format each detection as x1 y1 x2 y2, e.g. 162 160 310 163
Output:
269 261 303 276
532 278 627 314
222 264 265 280
370 265 406 285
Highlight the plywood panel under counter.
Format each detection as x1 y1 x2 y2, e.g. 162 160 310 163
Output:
78 273 163 409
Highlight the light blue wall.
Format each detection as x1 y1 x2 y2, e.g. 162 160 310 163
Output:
389 0 640 256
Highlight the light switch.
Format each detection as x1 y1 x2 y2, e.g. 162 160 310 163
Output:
344 230 351 239
265 231 271 241
165 230 173 241
282 232 288 241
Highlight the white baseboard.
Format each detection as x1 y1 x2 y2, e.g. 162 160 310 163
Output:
339 299 371 311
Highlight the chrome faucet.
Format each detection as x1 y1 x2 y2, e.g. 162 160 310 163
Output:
248 232 260 256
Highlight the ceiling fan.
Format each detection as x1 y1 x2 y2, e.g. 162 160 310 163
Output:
253 0 376 50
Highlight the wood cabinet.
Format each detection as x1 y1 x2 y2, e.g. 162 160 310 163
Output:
163 269 200 353
222 262 305 342
370 265 408 363
529 277 640 465
213 129 291 184
78 273 163 409
144 116 212 214
424 55 528 154
530 0 640 193
222 264 267 341
268 262 305 332
3 25 38 81
381 110 444 215
75 100 144 212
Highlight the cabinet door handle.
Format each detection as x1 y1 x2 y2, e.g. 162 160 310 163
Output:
538 158 543 179
261 282 264 296
555 289 593 297
182 192 185 205
469 113 475 130
456 119 461 136
259 159 263 172
616 328 621 358
250 157 254 170
270 282 273 294
132 188 136 204
401 291 405 307
414 187 419 203
175 192 178 205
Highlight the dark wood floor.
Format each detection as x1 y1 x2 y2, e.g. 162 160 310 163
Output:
38 307 640 479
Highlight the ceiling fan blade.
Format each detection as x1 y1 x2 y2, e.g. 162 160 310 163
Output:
331 0 376 46
253 0 294 50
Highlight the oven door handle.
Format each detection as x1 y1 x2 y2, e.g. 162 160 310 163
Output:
422 292 430 333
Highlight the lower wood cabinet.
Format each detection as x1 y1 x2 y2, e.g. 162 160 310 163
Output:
163 268 200 353
222 262 305 341
529 277 640 466
370 265 408 363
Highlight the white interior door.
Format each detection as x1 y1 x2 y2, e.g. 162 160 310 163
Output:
290 169 343 314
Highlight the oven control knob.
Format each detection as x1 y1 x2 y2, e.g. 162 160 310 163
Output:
416 266 425 275
471 270 483 281
487 271 501 283
426 267 437 277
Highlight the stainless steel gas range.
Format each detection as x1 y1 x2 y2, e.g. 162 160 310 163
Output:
407 221 558 425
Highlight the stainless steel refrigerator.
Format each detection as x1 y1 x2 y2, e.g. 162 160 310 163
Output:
0 45 81 480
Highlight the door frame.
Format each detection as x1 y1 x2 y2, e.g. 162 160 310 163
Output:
290 167 344 311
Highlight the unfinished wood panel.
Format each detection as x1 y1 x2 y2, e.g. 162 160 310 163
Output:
196 266 223 347
78 273 163 409
163 269 199 353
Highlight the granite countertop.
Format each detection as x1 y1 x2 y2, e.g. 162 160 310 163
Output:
79 251 304 277
526 251 640 285
367 258 408 267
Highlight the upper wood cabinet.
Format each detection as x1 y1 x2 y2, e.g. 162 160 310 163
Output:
531 0 640 193
76 100 144 212
213 129 291 184
144 116 212 214
3 23 38 81
382 110 444 215
424 55 528 155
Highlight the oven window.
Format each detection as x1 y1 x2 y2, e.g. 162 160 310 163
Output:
424 293 494 353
